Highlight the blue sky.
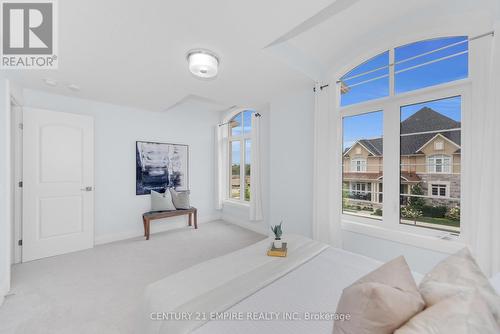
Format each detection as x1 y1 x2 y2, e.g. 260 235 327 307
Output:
231 111 253 165
342 36 466 149
341 36 468 106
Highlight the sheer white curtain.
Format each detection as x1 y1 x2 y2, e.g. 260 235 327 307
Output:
215 124 228 210
249 114 263 221
312 82 342 247
465 26 500 276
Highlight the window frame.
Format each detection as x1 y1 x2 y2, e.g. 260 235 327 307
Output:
227 110 252 203
338 74 469 242
429 182 450 198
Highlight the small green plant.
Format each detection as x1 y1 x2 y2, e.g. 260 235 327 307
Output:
373 208 383 216
271 221 283 240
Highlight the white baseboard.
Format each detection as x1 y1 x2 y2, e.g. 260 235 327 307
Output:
94 214 221 245
222 214 267 235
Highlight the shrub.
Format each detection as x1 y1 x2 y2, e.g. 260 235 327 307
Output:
446 207 461 221
373 208 383 216
401 206 423 223
422 205 447 218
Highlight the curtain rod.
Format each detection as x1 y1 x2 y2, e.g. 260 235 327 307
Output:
327 30 495 86
218 112 261 127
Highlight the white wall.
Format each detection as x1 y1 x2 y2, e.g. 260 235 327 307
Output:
269 88 315 237
219 92 315 239
23 89 221 244
342 231 449 274
0 77 11 305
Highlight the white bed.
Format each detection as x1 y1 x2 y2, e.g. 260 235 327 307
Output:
138 234 424 334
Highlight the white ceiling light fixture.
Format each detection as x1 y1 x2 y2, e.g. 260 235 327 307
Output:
186 49 219 79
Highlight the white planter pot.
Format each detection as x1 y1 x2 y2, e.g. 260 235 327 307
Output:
273 239 282 249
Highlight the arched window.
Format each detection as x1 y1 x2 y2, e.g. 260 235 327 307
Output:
228 110 253 201
340 36 466 232
427 154 452 174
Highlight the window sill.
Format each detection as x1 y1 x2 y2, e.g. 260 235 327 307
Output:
341 219 465 255
223 199 250 208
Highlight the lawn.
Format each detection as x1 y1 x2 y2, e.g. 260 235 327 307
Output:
414 216 460 228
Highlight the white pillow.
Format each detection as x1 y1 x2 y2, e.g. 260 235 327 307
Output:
396 292 499 334
169 188 190 209
419 248 500 327
150 190 176 211
333 256 424 334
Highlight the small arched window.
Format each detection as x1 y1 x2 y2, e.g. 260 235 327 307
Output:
228 110 253 201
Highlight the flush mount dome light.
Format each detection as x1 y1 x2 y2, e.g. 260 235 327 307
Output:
187 49 219 79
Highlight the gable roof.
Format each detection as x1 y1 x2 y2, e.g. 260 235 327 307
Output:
344 107 461 156
343 139 382 156
415 133 461 153
401 107 461 135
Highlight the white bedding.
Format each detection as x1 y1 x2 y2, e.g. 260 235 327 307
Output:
140 234 500 334
193 247 422 334
139 235 328 334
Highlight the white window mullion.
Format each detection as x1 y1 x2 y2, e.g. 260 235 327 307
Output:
383 101 400 229
240 138 245 201
389 48 395 96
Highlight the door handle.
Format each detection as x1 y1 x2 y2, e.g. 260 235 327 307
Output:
81 186 93 192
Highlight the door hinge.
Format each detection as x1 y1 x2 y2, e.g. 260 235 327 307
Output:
18 181 23 188
18 123 23 130
18 240 22 246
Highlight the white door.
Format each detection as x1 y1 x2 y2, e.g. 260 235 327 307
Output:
22 108 94 262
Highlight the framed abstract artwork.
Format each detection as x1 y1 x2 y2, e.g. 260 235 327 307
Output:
136 141 189 195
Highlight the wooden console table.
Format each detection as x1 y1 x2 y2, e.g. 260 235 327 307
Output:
142 207 197 240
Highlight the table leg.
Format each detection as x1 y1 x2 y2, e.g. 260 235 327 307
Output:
142 216 147 237
146 219 150 240
194 210 198 229
188 212 192 226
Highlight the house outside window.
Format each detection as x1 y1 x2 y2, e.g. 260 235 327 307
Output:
340 36 466 233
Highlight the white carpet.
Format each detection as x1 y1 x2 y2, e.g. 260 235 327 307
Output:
0 221 265 334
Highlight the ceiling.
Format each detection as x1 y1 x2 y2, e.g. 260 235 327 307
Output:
5 0 498 112
5 0 333 111
272 0 498 80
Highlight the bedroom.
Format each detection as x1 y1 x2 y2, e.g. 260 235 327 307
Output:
0 0 499 333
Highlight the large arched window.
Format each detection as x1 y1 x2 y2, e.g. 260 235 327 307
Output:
341 36 466 233
228 110 253 201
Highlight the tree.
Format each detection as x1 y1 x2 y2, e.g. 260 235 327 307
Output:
408 184 425 212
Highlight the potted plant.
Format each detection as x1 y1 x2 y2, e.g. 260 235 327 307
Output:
271 221 283 249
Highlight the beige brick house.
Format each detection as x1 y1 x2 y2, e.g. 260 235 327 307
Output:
343 107 461 210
